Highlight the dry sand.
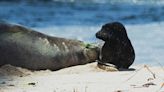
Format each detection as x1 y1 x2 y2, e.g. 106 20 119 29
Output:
0 62 164 92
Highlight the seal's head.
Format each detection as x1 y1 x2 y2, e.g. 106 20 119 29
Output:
84 44 100 62
95 22 135 71
96 22 128 41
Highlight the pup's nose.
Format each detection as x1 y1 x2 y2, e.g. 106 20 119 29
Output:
95 30 101 38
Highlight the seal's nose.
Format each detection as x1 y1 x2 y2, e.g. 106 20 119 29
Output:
95 30 101 39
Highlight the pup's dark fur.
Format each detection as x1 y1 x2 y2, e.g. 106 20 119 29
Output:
96 22 135 69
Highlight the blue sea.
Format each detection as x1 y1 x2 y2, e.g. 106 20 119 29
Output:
0 0 164 66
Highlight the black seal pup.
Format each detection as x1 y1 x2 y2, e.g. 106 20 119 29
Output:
96 22 135 70
0 22 99 70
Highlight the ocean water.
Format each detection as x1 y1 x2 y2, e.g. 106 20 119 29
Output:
0 0 164 66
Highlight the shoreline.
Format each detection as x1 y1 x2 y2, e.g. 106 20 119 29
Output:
0 63 164 92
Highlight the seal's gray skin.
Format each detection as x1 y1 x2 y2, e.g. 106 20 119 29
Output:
96 22 135 69
0 23 99 70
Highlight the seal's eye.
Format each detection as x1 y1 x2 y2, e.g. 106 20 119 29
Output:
108 30 114 35
105 27 109 30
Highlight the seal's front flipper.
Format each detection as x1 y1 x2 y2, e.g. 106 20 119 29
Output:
97 60 118 72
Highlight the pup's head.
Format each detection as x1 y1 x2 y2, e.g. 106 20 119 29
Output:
96 22 127 41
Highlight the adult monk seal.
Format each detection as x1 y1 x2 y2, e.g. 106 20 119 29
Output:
96 22 135 70
0 22 99 70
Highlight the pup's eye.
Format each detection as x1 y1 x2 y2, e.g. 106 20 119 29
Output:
105 28 109 30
